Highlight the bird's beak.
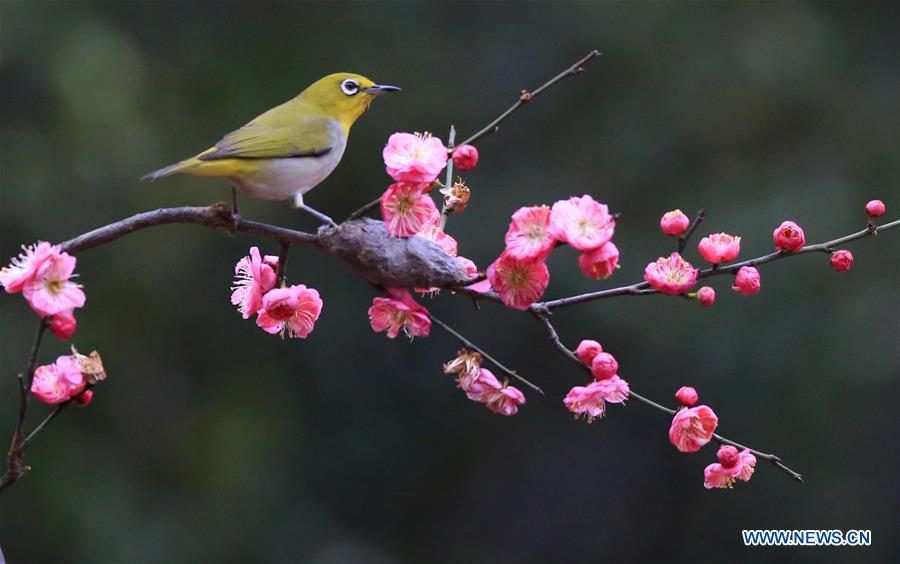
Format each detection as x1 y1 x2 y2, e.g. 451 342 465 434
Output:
365 84 401 95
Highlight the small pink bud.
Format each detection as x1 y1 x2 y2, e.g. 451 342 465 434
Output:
732 266 761 296
590 352 618 380
452 144 479 171
49 309 77 340
74 389 93 407
830 250 854 272
773 220 806 253
697 287 715 307
659 209 690 236
675 386 699 406
575 339 603 366
716 445 740 468
865 199 885 218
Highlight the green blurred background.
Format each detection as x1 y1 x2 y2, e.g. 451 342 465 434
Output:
1 1 897 562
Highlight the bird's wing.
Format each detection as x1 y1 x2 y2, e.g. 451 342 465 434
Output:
198 116 337 160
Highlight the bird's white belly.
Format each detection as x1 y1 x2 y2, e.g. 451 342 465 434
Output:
233 138 346 201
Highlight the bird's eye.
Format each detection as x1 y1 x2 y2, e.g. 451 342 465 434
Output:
341 79 360 96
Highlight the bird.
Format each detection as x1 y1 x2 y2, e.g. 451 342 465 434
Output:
142 73 400 225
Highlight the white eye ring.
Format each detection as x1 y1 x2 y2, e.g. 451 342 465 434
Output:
341 79 360 96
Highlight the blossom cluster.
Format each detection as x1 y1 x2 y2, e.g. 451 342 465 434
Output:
484 195 619 309
0 242 86 339
31 347 105 406
230 246 323 339
563 340 630 422
443 349 526 416
368 287 431 339
379 133 480 295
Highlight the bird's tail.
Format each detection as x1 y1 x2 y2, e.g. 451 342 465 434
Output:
140 159 196 182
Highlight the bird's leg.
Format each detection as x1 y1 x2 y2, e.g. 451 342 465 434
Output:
230 186 242 232
293 192 337 227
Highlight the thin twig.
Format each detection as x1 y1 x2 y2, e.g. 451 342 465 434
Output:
23 403 69 448
430 314 544 396
531 311 803 483
346 197 381 221
439 126 457 230
276 242 291 285
1 319 49 493
677 208 706 254
536 218 900 311
457 49 602 147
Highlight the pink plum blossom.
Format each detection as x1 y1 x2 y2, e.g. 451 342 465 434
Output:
575 339 603 366
669 405 718 453
367 288 431 339
675 386 699 407
643 253 699 296
590 352 618 381
461 368 502 402
697 233 741 264
0 241 58 294
773 221 806 253
460 368 526 416
381 182 440 237
444 349 483 389
484 385 526 416
830 250 853 272
231 246 278 319
563 375 630 423
703 445 757 489
549 195 616 251
660 210 690 236
417 224 458 257
256 285 323 339
697 286 715 307
732 266 761 296
49 309 77 340
578 242 619 280
22 252 86 317
455 256 479 279
486 251 550 310
383 132 448 183
504 205 556 261
31 355 86 405
865 199 885 218
451 144 479 171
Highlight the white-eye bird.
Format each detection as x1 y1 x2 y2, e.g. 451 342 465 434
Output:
143 73 400 224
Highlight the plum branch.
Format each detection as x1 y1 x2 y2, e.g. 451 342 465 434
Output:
460 218 900 311
531 311 804 483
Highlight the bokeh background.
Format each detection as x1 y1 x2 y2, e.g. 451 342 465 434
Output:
1 1 897 562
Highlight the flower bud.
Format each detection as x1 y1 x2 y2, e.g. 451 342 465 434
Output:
49 309 77 340
732 266 761 296
675 386 699 406
697 287 715 307
865 199 885 218
716 445 740 468
451 144 479 171
830 250 854 272
660 210 690 237
773 220 806 253
74 389 93 407
577 242 619 280
590 352 618 380
575 339 603 366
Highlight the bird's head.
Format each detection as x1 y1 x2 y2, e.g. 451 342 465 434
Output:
302 73 400 128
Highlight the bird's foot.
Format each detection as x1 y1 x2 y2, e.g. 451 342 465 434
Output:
298 204 337 227
230 209 242 233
